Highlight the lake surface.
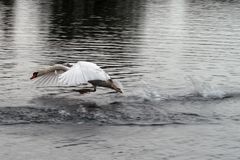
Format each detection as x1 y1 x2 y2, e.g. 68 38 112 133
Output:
1 0 240 159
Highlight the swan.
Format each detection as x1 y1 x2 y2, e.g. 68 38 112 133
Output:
30 61 123 94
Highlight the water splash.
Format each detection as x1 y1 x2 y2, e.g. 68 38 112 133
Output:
187 76 226 99
141 80 164 100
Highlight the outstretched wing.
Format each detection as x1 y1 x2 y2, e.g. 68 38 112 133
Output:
33 70 65 86
59 61 110 86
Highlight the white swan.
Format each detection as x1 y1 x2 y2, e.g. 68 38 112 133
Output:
30 61 123 94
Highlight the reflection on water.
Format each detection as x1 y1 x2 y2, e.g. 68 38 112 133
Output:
0 0 240 111
0 0 240 125
0 0 240 106
1 0 240 159
0 0 147 106
0 0 239 106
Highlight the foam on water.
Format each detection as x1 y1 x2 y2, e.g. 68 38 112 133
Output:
0 85 238 126
187 76 227 99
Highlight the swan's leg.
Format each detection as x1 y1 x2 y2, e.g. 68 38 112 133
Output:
93 85 96 92
72 86 96 94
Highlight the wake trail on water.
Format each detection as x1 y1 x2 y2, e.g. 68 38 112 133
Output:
0 76 240 126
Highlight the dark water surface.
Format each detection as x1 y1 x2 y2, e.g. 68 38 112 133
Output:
1 0 240 159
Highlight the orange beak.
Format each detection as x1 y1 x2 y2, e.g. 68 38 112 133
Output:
30 75 36 80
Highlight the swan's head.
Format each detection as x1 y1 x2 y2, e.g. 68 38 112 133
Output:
30 72 38 79
108 79 123 93
30 70 45 79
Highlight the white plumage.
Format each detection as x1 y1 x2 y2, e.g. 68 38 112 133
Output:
30 61 122 93
59 61 110 86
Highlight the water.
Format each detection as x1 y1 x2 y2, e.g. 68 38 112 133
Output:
1 0 240 159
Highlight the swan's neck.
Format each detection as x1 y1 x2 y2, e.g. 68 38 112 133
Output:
38 64 69 76
49 64 69 72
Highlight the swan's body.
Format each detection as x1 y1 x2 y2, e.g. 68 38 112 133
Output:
30 61 123 93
